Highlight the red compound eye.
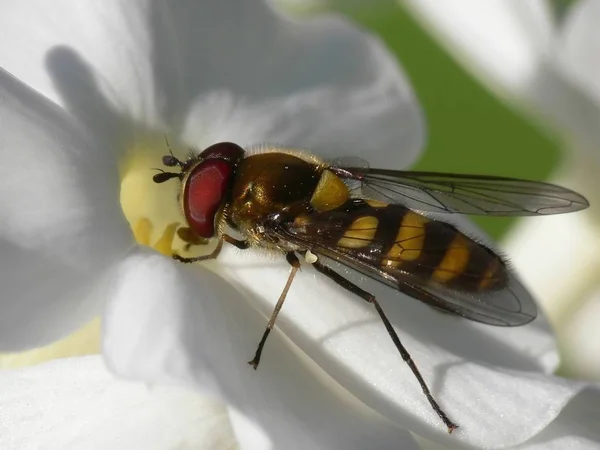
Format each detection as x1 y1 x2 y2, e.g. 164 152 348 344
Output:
199 142 244 162
183 159 233 238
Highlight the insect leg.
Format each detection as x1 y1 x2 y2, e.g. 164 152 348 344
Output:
173 238 224 263
222 234 250 250
177 227 210 252
311 260 458 434
248 252 300 370
172 234 250 263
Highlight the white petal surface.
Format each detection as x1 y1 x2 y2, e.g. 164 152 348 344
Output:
561 288 600 381
174 1 424 168
512 386 600 449
0 0 424 167
402 0 600 158
217 247 580 448
0 69 132 350
103 247 418 450
417 388 600 449
435 214 559 373
0 0 159 133
546 0 600 157
559 0 600 111
0 356 238 450
502 207 600 327
104 239 583 448
500 166 600 329
403 0 553 98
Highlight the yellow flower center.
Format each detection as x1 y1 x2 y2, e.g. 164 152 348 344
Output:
119 138 188 252
0 137 191 368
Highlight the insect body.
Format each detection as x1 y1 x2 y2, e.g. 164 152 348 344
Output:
154 141 589 433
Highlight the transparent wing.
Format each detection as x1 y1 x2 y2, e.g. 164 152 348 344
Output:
329 156 369 192
270 204 537 327
329 167 589 216
317 252 536 327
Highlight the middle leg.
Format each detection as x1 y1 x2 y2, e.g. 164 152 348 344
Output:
248 252 301 369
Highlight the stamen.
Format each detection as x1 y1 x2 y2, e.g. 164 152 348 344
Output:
133 217 153 246
134 218 180 256
154 222 180 256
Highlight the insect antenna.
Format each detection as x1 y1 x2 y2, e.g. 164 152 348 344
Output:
163 135 184 167
152 168 181 184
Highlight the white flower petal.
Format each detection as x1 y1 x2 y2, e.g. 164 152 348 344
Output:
0 356 238 450
0 69 132 350
176 1 424 168
511 386 600 449
213 248 580 447
417 371 592 450
0 1 423 167
402 0 600 161
103 247 419 450
541 0 600 155
561 288 600 380
502 194 600 327
104 239 582 448
416 386 600 449
403 0 553 98
559 0 600 109
415 213 560 373
0 0 159 130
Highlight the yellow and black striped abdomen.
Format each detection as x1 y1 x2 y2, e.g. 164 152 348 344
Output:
303 199 508 293
384 208 508 292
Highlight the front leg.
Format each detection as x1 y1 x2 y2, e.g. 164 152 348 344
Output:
173 234 250 263
177 227 209 252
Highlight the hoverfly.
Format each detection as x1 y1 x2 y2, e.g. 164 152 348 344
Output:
153 141 589 433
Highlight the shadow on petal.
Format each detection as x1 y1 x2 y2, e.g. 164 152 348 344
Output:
103 247 418 450
207 245 577 447
0 69 132 350
45 46 131 158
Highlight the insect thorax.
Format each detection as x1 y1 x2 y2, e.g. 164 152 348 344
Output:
227 152 349 250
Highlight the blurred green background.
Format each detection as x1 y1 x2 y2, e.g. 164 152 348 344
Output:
323 2 565 239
